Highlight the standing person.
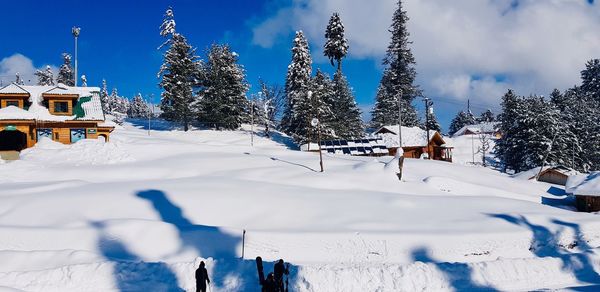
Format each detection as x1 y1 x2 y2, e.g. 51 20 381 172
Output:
273 259 289 292
195 261 210 292
263 272 278 292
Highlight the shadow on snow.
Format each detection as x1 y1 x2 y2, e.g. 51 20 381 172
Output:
92 189 298 291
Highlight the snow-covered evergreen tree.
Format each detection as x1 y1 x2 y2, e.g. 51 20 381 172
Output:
157 7 201 131
281 31 314 143
309 69 337 140
371 0 421 128
425 108 442 133
197 44 249 130
35 66 54 86
478 109 495 123
15 72 24 85
57 53 74 86
128 93 150 118
495 90 527 172
80 75 87 87
332 70 364 139
324 12 349 70
109 88 121 114
100 80 110 113
580 59 600 101
449 110 475 136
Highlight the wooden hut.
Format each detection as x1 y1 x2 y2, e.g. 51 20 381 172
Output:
374 125 453 162
529 166 579 186
566 172 600 212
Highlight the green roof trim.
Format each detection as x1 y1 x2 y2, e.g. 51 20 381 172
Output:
73 95 92 119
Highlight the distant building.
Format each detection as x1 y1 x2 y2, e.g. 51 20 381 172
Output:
301 138 389 157
374 125 453 162
452 122 501 138
0 83 114 152
566 172 600 212
529 165 579 186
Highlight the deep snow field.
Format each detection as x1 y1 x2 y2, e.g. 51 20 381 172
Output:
1 120 600 291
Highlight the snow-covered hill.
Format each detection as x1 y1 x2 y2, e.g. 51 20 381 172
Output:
0 121 599 291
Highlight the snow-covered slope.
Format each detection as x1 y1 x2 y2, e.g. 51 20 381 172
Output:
0 121 599 291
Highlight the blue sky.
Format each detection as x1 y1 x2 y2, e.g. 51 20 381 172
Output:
1 0 599 131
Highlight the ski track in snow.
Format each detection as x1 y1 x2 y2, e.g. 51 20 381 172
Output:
0 120 599 291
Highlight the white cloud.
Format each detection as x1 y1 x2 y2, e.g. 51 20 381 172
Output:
0 54 58 86
252 0 600 107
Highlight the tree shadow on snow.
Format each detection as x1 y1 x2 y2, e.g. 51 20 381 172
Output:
542 187 577 211
135 190 300 291
411 247 498 291
488 214 600 286
127 118 185 131
91 221 184 291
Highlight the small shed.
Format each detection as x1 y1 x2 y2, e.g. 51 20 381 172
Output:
566 172 600 212
530 166 579 186
452 122 501 138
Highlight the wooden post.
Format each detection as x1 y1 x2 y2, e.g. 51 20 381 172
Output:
241 229 246 259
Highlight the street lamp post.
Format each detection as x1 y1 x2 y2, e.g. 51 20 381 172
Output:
72 27 81 87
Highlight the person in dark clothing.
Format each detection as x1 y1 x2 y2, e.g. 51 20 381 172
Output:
273 259 289 292
262 272 278 292
195 261 210 292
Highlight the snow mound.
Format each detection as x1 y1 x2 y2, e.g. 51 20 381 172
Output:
20 138 134 165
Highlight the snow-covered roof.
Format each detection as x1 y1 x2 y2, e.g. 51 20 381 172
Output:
374 125 441 148
453 122 500 137
319 139 388 156
0 83 104 122
0 83 29 95
525 165 580 180
566 172 600 196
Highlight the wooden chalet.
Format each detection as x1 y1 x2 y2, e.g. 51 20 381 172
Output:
374 125 453 162
452 122 501 138
0 83 114 153
566 172 600 212
529 165 579 186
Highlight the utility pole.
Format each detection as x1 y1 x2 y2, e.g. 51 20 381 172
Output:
397 89 404 180
147 93 154 136
310 91 323 172
423 97 433 159
72 27 81 87
250 94 255 147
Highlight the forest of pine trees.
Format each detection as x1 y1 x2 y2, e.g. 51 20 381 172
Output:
495 60 600 173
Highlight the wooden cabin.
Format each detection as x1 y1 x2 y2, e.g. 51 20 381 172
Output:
529 166 579 186
452 122 501 139
566 172 600 212
374 125 453 162
0 83 114 153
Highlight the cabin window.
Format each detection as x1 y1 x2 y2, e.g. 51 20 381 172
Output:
70 129 86 143
6 100 19 107
37 128 53 141
54 101 69 113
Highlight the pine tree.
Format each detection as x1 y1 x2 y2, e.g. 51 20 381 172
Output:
495 90 527 172
109 88 120 114
309 69 336 139
128 93 150 118
35 66 54 86
449 110 475 136
14 72 24 85
324 12 349 70
425 109 442 133
580 59 600 101
57 53 74 86
331 70 364 139
197 44 249 130
100 79 110 113
80 75 87 87
282 31 314 144
478 109 495 123
157 7 201 131
371 0 421 128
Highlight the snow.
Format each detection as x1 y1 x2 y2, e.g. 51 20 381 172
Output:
566 172 600 196
0 121 599 291
375 125 440 147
